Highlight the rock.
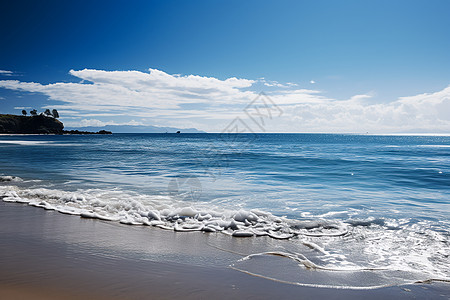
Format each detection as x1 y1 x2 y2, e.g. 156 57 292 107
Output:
0 114 64 134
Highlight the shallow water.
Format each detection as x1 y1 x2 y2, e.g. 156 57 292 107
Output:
1 133 449 288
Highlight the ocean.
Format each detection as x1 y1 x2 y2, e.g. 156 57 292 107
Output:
1 133 449 289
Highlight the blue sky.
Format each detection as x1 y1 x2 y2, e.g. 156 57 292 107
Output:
1 0 449 133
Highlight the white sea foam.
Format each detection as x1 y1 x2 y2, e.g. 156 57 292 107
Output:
1 180 449 288
0 140 81 146
230 251 440 289
0 140 53 145
0 183 356 244
0 175 23 182
418 144 450 148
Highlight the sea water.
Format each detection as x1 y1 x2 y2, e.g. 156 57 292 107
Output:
0 133 449 288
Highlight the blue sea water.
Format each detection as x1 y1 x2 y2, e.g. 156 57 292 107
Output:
1 133 449 287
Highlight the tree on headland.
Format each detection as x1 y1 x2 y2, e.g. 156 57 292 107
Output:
25 108 60 118
52 109 59 118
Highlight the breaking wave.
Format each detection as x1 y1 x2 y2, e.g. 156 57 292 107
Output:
1 176 449 289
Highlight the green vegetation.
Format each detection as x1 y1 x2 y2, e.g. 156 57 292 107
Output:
0 114 64 134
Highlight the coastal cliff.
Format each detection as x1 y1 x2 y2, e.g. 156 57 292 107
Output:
0 114 112 134
0 114 64 134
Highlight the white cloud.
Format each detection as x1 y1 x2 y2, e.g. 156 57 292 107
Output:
260 78 298 88
0 69 256 111
348 94 373 102
310 80 316 84
264 82 282 87
64 119 144 127
0 68 449 133
278 87 450 133
0 70 13 76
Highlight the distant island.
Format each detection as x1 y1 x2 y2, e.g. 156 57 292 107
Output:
64 125 205 134
0 113 111 135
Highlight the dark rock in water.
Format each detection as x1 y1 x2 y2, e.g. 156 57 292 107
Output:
63 129 112 135
98 130 112 134
0 114 64 134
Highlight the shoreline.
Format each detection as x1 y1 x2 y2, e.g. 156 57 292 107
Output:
1 201 449 299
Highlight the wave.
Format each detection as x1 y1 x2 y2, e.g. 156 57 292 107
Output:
0 175 23 182
0 182 347 239
0 140 82 146
1 176 449 288
418 145 450 148
230 251 450 289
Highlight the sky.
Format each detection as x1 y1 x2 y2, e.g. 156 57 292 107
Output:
0 0 449 133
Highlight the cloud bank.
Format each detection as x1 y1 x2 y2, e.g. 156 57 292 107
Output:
279 87 450 133
0 68 449 133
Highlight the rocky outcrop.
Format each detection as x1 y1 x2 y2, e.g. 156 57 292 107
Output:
0 114 64 134
63 129 112 135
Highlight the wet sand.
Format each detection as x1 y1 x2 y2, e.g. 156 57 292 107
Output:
0 201 448 299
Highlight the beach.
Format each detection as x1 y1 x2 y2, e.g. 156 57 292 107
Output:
1 201 449 299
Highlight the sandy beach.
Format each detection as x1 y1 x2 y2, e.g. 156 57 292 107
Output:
0 201 448 299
